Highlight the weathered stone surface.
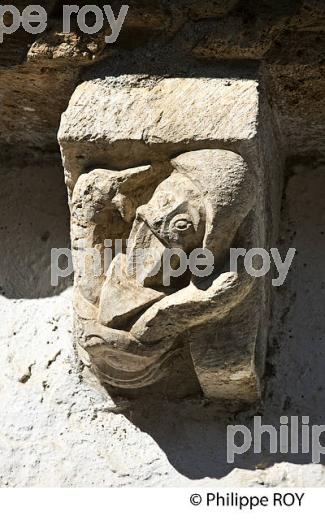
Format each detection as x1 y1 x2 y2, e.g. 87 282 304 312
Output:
98 254 164 328
111 1 171 29
192 17 282 59
1 0 324 489
266 30 325 65
59 73 260 192
0 0 57 67
59 70 283 403
27 22 109 65
289 0 325 31
0 63 79 150
1 159 325 486
60 76 259 142
185 0 239 19
0 0 324 160
267 64 325 158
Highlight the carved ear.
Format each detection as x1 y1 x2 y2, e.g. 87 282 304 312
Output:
171 149 256 265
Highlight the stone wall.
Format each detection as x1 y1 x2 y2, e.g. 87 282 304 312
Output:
0 0 324 486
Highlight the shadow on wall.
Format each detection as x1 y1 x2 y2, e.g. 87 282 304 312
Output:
119 164 325 479
0 155 72 299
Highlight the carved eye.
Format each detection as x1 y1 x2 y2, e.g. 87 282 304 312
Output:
173 218 192 231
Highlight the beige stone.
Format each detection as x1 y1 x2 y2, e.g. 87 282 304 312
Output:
59 70 283 404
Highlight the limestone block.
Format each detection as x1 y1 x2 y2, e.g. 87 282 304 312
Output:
59 68 283 405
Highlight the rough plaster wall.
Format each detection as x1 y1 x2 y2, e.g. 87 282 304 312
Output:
1 159 325 486
0 159 71 299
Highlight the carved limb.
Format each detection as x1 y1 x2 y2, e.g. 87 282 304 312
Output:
77 267 254 389
130 267 255 348
129 213 259 351
81 262 255 357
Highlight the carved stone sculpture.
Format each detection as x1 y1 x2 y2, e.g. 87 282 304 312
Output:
59 71 283 404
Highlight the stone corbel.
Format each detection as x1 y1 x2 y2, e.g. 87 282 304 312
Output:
59 68 283 405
